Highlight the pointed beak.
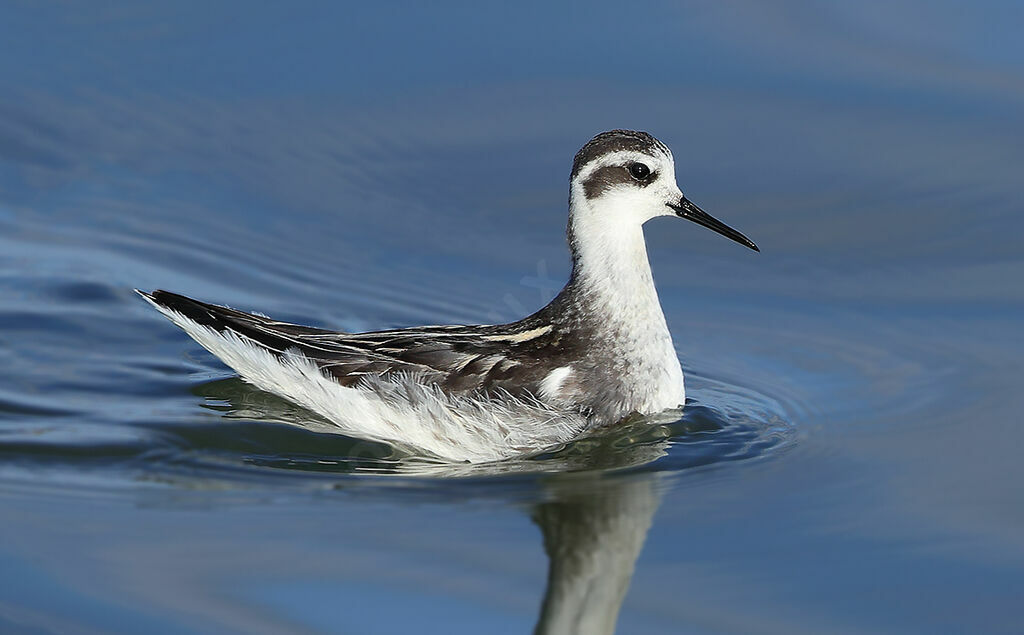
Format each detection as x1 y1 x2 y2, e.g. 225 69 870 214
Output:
667 196 759 252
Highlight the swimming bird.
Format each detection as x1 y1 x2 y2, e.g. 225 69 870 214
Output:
139 130 757 463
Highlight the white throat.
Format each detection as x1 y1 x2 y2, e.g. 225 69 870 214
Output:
570 200 660 311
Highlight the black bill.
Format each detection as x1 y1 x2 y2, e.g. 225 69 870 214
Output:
668 197 759 252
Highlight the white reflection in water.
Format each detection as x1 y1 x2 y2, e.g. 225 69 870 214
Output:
532 474 660 635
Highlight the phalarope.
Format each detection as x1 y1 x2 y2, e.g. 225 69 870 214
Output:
139 130 757 463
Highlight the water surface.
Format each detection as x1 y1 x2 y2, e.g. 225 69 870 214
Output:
2 2 1023 633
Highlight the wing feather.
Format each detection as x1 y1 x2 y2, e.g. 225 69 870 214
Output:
143 290 552 397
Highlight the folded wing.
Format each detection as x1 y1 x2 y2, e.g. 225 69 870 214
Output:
140 289 554 397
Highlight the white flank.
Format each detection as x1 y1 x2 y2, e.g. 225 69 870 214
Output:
147 301 586 463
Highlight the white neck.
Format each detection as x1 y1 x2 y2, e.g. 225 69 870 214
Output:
570 210 661 317
566 195 686 413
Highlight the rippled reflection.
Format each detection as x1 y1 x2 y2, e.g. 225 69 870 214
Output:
193 381 670 633
533 473 660 635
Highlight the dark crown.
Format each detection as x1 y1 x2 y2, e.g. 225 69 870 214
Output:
570 130 669 179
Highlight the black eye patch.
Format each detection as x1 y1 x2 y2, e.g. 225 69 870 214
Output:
581 164 657 199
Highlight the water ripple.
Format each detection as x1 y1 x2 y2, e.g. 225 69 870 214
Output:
0 369 795 499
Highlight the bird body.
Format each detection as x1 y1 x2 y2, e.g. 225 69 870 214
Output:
141 130 757 463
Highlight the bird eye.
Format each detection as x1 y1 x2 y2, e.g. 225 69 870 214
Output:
628 162 651 180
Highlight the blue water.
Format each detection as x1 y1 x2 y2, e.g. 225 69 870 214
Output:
2 2 1023 633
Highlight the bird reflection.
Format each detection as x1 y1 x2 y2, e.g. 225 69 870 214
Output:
190 377 680 633
532 473 660 635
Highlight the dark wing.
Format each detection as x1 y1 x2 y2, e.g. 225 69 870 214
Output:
142 289 562 397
